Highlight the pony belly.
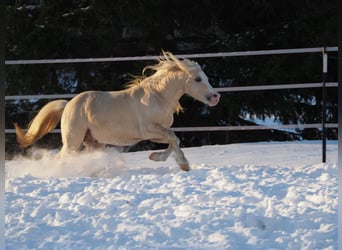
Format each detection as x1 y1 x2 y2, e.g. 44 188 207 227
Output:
103 138 142 147
91 129 143 146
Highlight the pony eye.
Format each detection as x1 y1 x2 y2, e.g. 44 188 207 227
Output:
195 77 202 82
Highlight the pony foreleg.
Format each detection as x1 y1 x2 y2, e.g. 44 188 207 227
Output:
149 145 172 161
170 136 190 171
150 144 189 171
147 125 189 171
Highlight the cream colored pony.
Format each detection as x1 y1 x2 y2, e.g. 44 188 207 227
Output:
14 52 220 171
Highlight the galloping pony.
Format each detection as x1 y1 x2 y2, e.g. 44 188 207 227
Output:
14 52 220 171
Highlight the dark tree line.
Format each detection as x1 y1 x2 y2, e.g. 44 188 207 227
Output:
5 0 338 155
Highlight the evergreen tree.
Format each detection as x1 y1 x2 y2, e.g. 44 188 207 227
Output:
5 0 338 154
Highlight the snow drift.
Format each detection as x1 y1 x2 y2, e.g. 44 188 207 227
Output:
5 141 338 249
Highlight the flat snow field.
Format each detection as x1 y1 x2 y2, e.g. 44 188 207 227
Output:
5 141 338 250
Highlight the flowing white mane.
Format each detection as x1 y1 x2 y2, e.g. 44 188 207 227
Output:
144 51 201 74
128 51 201 88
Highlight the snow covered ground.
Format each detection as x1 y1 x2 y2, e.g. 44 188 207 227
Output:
5 141 338 249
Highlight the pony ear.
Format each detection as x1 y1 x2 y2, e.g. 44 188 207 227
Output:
160 51 193 74
160 50 179 63
161 50 171 59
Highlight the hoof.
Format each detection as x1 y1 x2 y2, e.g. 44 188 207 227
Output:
179 164 190 171
149 152 157 161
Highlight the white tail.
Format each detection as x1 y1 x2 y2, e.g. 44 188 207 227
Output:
14 100 68 148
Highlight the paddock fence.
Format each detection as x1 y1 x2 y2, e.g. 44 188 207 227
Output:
5 47 339 162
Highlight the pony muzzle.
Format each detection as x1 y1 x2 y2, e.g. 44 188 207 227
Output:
207 92 220 106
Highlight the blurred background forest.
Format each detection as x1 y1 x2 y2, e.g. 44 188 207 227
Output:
5 0 338 155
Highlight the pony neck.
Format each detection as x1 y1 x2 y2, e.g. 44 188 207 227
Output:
155 70 187 113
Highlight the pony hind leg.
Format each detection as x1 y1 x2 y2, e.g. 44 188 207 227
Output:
59 126 87 157
82 129 105 150
58 129 104 158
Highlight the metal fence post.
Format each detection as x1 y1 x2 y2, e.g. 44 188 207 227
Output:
322 47 328 163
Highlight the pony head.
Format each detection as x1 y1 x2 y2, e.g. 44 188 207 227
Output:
131 51 220 108
159 51 220 107
183 62 220 107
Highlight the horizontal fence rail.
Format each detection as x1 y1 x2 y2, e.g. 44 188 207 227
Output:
5 123 338 134
216 82 338 92
5 47 338 65
171 123 338 132
5 82 339 100
5 94 76 101
5 47 339 135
